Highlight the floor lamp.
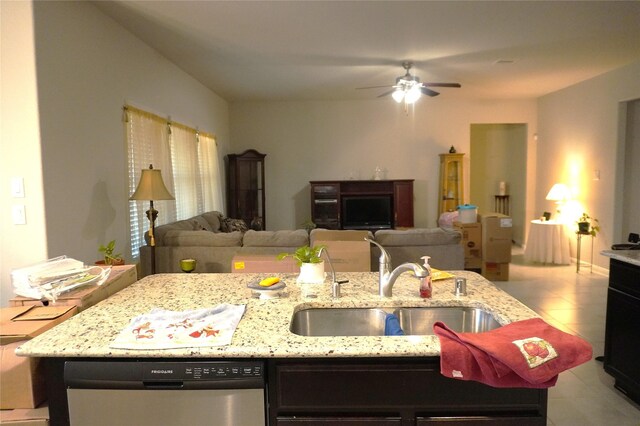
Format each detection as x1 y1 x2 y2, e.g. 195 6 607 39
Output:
129 164 174 274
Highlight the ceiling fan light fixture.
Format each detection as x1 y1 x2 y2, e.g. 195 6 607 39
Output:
392 88 405 103
405 84 422 104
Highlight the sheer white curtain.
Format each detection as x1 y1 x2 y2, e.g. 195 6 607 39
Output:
198 133 224 212
169 123 201 219
125 107 175 255
125 106 222 259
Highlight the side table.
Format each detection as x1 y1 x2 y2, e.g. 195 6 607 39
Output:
524 220 571 265
576 231 594 273
494 195 510 215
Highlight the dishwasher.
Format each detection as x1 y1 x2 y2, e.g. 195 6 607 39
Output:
64 360 266 426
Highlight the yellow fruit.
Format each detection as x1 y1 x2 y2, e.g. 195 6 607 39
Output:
259 277 280 287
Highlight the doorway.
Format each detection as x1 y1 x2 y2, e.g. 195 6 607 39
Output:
470 124 527 245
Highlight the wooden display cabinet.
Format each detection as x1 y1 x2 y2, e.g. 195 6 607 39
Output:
438 153 464 215
226 149 266 230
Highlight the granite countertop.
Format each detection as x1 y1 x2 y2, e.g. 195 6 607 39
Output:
17 271 538 359
601 249 640 267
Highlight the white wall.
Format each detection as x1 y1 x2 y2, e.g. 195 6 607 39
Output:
0 1 230 307
230 99 537 231
537 61 640 269
0 1 49 307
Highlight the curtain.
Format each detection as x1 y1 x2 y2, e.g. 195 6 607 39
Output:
125 106 221 259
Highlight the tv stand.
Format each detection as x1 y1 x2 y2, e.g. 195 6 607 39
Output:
310 180 414 230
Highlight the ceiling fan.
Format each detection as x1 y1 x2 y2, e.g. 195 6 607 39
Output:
357 61 461 103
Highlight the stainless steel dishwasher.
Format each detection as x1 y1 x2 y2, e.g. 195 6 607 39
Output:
64 360 265 426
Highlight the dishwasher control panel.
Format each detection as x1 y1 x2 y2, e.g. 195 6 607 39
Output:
143 361 263 381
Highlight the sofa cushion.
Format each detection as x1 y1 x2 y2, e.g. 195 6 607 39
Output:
163 230 243 247
242 229 309 247
374 228 461 246
191 216 214 232
200 211 223 232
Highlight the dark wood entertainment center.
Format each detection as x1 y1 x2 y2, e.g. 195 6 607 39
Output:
310 180 414 230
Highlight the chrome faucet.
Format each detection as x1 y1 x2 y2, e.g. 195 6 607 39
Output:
317 246 348 298
365 237 429 297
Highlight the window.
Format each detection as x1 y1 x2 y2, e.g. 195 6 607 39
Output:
124 106 223 258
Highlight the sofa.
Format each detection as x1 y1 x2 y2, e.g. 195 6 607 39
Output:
138 211 464 276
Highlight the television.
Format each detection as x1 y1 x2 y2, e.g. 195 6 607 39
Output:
342 196 393 229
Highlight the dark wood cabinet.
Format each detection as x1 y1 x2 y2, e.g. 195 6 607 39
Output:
603 258 640 404
268 358 547 425
226 150 266 230
310 180 414 230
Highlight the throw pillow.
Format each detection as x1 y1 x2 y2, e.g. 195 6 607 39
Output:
220 217 249 233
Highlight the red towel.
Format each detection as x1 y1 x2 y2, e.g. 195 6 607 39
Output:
434 318 592 388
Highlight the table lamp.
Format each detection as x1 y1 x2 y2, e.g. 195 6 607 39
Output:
545 183 571 219
130 164 174 274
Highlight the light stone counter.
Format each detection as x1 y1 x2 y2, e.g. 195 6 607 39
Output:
601 249 640 267
17 271 538 359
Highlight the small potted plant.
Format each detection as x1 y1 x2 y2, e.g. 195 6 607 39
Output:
278 245 326 284
97 240 125 266
576 213 600 236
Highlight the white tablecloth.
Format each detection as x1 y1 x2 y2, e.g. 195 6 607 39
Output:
524 220 571 265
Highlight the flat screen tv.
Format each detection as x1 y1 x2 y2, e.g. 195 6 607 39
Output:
342 196 392 229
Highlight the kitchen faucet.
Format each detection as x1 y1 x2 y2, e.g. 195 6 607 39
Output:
365 237 429 297
317 246 348 298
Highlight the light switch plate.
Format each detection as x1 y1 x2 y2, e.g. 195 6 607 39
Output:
11 177 25 198
12 205 26 225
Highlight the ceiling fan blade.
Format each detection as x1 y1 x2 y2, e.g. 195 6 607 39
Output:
423 83 461 88
377 89 396 98
420 86 440 97
356 85 393 90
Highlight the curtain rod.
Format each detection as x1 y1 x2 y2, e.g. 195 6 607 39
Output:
123 105 216 140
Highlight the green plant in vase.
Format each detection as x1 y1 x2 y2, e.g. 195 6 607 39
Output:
98 240 124 265
576 212 600 236
277 245 325 266
278 245 326 290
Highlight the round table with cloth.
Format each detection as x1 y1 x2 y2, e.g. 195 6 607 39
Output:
524 220 571 265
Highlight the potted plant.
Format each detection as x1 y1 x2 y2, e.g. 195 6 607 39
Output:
97 240 125 266
576 213 600 236
278 245 326 285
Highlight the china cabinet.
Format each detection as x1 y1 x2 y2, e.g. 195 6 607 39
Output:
438 153 464 215
226 150 266 230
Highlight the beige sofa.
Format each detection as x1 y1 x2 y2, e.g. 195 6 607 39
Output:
138 211 464 276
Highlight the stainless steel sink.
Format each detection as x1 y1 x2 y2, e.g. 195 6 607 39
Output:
395 307 501 335
290 306 501 337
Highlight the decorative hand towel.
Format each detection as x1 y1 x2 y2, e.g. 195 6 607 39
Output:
434 318 592 388
110 304 246 350
384 313 405 336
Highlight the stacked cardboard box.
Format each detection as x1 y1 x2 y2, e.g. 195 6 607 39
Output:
1 306 77 410
481 213 513 281
231 252 300 273
310 230 371 272
453 220 482 270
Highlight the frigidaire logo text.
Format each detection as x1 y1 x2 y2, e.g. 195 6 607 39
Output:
151 369 174 374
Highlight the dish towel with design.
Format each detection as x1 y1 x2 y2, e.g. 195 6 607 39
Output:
434 318 592 388
110 304 246 350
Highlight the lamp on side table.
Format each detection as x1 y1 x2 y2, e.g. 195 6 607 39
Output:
129 164 174 274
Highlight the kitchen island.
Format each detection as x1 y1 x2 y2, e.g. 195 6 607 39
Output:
601 250 640 405
18 271 547 425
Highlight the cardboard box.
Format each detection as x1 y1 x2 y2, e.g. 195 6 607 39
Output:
0 306 77 345
0 404 49 425
231 253 300 273
482 261 510 281
481 213 513 263
9 264 137 312
310 230 371 272
0 342 45 410
453 221 482 269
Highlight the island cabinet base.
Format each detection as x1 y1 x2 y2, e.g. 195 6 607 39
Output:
268 358 547 426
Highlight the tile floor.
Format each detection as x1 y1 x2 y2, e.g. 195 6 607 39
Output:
493 249 640 426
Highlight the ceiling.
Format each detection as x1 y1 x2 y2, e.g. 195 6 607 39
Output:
94 1 640 102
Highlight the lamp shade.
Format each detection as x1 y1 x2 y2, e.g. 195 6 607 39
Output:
129 165 174 201
545 183 571 202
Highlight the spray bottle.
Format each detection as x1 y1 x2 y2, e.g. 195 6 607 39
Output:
419 256 433 298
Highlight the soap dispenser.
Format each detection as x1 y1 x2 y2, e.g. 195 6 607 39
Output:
419 256 433 299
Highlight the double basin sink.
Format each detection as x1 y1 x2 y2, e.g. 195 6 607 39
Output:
290 306 501 337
